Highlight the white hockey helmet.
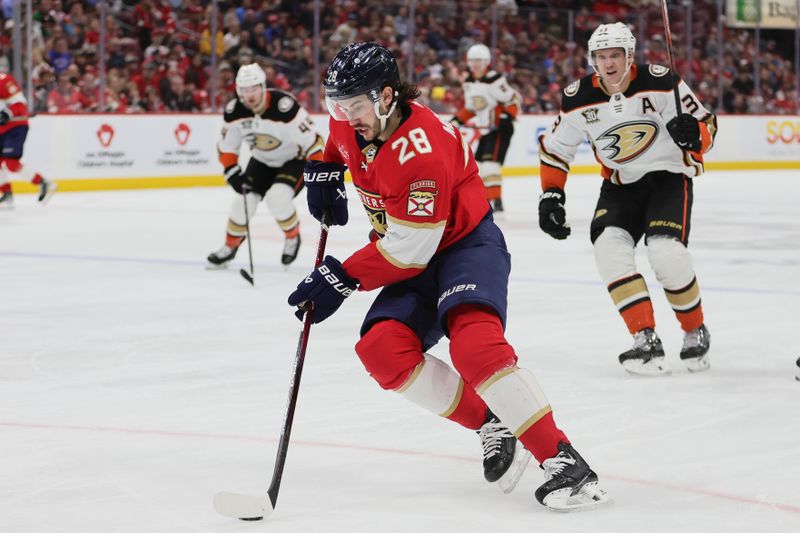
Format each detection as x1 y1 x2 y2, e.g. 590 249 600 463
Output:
466 43 491 63
587 22 636 72
235 63 267 98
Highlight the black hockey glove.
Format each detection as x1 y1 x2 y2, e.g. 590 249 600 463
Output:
538 188 571 240
497 112 514 136
303 160 349 226
224 164 252 194
287 255 358 324
666 114 701 152
0 110 9 126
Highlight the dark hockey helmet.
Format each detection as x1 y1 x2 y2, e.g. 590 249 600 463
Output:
323 42 400 121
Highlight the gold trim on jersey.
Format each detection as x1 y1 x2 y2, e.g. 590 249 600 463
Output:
375 239 428 270
304 135 325 158
386 213 447 230
682 149 704 176
538 136 570 173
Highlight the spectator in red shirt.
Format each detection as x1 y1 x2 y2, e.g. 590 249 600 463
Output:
76 72 99 112
47 71 82 113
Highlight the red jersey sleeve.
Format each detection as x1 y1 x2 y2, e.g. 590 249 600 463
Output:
323 117 347 165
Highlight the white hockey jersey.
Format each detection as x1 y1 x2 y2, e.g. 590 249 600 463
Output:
218 89 324 169
457 70 520 130
539 64 717 189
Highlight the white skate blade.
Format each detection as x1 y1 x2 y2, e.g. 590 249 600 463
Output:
684 355 710 373
205 262 230 270
213 491 274 520
542 482 612 512
621 357 671 376
497 446 532 494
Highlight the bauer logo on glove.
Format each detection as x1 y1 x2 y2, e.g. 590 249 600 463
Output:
302 161 350 226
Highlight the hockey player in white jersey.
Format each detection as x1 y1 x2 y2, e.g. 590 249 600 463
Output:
451 44 520 213
207 63 324 267
537 23 717 376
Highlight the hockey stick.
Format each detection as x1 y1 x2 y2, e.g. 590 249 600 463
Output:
239 190 255 286
214 213 330 521
659 0 683 116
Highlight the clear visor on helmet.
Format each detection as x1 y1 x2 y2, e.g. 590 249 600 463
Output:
325 92 379 122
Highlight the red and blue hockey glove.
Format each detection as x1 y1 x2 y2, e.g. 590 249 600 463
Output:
288 256 358 323
303 161 349 226
666 114 701 152
538 188 571 240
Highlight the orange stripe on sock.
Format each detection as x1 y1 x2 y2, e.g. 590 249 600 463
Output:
675 304 704 332
620 299 655 334
225 234 244 248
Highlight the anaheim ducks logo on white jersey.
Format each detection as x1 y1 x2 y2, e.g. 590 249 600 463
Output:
470 95 489 111
596 120 660 163
249 133 282 151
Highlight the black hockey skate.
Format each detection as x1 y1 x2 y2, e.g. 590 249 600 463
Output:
796 357 800 382
680 324 711 373
618 328 670 376
477 410 531 493
0 190 13 209
534 441 610 511
281 234 301 265
207 243 240 269
38 179 58 204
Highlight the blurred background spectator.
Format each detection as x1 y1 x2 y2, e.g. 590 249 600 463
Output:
1 0 796 115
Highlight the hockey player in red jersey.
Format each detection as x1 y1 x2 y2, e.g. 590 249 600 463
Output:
288 42 610 511
0 72 56 208
538 23 716 376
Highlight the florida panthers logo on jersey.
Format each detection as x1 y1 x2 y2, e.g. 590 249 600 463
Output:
596 121 660 164
356 186 387 235
407 179 438 217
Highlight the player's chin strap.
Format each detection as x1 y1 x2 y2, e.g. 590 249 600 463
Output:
374 90 399 135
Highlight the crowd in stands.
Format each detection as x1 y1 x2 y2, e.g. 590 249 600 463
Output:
1 0 796 115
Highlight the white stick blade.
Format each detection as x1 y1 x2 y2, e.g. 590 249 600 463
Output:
213 491 274 520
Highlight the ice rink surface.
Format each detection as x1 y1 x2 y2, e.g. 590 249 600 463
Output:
2 170 799 533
